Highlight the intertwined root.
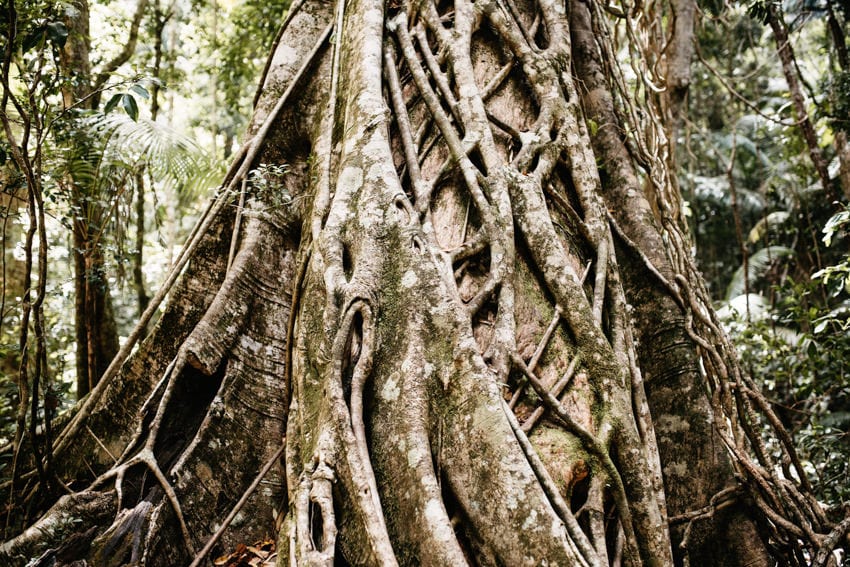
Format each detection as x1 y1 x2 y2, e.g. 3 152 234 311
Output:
281 0 671 563
0 0 698 560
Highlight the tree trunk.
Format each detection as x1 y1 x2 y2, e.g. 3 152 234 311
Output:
72 220 121 399
569 6 769 564
3 0 842 565
766 4 835 202
61 0 122 399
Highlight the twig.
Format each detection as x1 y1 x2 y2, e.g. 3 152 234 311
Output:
509 305 562 409
189 441 286 567
502 400 600 567
346 302 382 515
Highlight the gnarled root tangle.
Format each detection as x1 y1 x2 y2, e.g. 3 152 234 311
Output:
286 0 672 563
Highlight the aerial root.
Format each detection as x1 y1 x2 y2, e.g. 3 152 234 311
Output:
390 10 498 245
670 486 739 554
508 304 562 409
383 43 429 212
91 448 194 556
813 511 850 567
520 353 580 434
582 477 610 565
317 299 397 566
449 228 488 263
83 354 195 556
344 301 381 514
591 236 609 326
670 264 835 557
466 269 502 315
502 399 599 567
294 462 337 566
509 351 642 564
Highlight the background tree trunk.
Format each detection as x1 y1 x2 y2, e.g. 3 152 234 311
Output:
2 0 841 564
60 0 121 399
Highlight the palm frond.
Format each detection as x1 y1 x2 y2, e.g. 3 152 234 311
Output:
749 211 791 243
726 245 794 300
718 293 770 320
93 113 218 191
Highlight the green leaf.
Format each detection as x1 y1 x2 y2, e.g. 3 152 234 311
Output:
822 208 850 247
130 85 150 99
22 26 46 53
0 147 6 165
807 340 819 357
104 93 123 114
46 21 68 48
122 94 139 121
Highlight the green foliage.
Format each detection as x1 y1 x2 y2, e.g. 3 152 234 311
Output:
685 172 765 295
103 86 149 122
721 202 850 507
248 162 291 208
20 20 68 52
185 0 290 156
812 205 850 310
724 277 850 506
820 205 850 247
745 0 779 24
0 0 229 446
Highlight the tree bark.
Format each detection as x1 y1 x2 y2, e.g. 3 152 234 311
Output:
826 0 850 200
2 0 841 564
72 220 121 399
664 0 696 151
134 171 150 317
570 5 770 564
